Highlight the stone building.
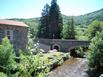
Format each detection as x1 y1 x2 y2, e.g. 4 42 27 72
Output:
0 19 28 54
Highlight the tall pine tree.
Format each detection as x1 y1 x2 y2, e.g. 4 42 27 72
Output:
70 17 76 39
49 0 63 39
37 4 50 38
62 17 76 39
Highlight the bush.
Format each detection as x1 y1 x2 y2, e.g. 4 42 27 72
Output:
100 74 103 77
0 37 16 74
0 72 7 77
87 20 103 40
0 37 50 77
88 31 103 68
16 51 49 77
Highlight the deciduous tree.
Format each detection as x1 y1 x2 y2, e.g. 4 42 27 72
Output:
87 20 103 40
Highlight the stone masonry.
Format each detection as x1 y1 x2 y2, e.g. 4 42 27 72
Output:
38 39 89 52
0 20 28 55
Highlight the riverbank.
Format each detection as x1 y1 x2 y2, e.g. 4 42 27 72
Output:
40 52 70 70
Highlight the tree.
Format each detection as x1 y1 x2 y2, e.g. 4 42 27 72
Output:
37 4 50 38
87 20 103 40
49 0 63 39
62 17 76 39
0 37 16 73
69 17 76 39
88 31 103 68
0 72 7 77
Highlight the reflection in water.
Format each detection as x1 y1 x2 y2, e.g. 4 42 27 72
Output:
49 57 89 77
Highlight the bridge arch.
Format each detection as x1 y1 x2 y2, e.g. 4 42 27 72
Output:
68 45 89 51
38 39 89 52
68 45 89 57
52 44 60 51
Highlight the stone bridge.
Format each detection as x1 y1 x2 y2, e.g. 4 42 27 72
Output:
38 39 90 52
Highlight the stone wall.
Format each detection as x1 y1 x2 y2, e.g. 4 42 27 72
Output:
39 43 50 52
38 39 90 52
0 25 28 54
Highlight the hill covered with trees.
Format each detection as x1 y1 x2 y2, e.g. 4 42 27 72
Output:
63 8 103 26
9 8 103 27
8 8 103 39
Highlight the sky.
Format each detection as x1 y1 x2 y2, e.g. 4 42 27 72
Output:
0 0 103 19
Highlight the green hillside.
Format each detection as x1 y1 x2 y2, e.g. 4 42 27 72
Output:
9 8 103 27
63 8 103 26
8 8 103 39
75 8 103 25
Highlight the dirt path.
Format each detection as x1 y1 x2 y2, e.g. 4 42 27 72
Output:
49 57 89 77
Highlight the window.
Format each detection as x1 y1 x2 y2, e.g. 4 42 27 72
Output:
5 30 13 41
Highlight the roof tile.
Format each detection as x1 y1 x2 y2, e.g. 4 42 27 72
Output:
0 19 28 27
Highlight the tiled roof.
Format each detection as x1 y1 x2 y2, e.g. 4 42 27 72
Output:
0 19 28 27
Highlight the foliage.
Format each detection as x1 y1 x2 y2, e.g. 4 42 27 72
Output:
25 19 39 38
100 74 103 77
88 31 103 68
86 20 103 40
37 4 50 38
9 8 103 39
10 8 103 36
0 37 16 74
37 0 63 39
75 26 88 40
0 36 70 77
0 37 51 77
49 0 63 39
70 17 76 39
62 17 76 39
16 51 50 77
0 72 7 77
27 34 40 55
0 37 70 77
71 8 103 26
41 52 70 67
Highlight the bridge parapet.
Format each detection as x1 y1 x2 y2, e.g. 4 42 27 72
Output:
38 39 90 52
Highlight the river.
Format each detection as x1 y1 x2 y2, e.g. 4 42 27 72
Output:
49 57 89 77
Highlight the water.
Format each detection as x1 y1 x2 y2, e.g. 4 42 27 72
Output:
49 57 89 77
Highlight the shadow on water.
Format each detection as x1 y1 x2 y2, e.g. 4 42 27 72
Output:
86 66 103 77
